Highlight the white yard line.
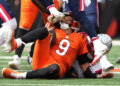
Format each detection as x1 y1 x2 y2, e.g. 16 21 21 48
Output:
113 40 120 46
0 56 27 59
0 84 118 86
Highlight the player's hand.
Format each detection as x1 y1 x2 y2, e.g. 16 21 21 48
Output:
97 73 114 78
48 13 65 23
45 22 55 31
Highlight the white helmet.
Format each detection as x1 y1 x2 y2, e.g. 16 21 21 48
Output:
97 34 112 51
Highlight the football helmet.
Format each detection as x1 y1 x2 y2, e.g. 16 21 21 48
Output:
97 34 112 52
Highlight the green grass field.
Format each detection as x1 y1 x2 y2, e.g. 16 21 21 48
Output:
0 43 120 86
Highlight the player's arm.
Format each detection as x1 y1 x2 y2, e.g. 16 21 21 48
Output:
32 0 59 14
49 29 56 46
31 0 50 14
77 53 113 78
45 22 56 46
77 53 97 78
32 0 65 23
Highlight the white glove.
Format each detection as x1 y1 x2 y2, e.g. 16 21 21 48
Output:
48 6 65 23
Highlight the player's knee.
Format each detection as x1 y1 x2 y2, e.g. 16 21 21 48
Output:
49 64 60 74
39 27 49 40
47 64 60 78
16 28 29 38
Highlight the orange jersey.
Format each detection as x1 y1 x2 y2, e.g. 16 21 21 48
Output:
32 29 88 78
48 29 88 76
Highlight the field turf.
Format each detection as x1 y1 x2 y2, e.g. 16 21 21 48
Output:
0 43 120 86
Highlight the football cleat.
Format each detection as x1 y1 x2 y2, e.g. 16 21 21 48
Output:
8 55 21 69
48 13 65 23
4 29 17 53
2 68 21 79
91 38 109 66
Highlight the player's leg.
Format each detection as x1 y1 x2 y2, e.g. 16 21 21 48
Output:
68 0 108 65
8 0 39 69
27 42 35 65
32 33 50 70
4 26 49 69
84 0 108 65
3 31 59 79
2 64 60 79
19 0 39 31
4 26 49 53
27 64 60 79
85 0 99 31
8 29 29 69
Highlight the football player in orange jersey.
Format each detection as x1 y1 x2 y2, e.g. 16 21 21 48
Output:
32 0 111 68
2 14 113 79
8 0 64 69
